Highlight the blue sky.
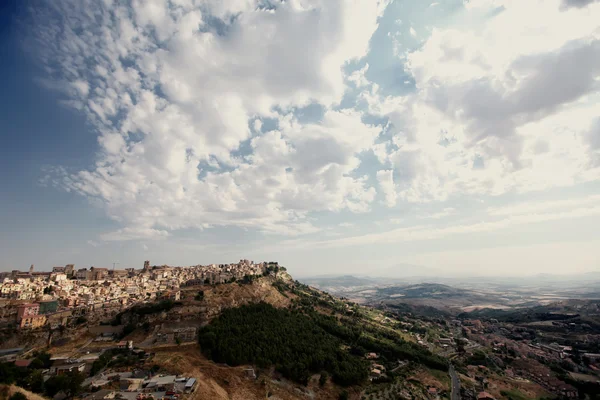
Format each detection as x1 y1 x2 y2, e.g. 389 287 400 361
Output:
1 0 600 277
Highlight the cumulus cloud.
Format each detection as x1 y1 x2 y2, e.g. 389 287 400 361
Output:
376 169 397 207
30 0 388 239
561 0 600 9
27 0 600 242
364 0 600 201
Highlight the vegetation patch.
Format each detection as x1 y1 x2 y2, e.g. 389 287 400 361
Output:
198 302 368 386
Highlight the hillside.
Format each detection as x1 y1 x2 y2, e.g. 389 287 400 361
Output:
0 384 49 400
5 269 455 400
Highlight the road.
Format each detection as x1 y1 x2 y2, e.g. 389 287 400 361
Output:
449 364 461 400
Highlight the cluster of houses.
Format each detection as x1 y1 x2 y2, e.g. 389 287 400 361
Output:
86 374 197 399
0 260 281 330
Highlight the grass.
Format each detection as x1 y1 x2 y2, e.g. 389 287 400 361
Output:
500 389 531 400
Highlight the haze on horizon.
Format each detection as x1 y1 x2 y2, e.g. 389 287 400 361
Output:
1 0 600 277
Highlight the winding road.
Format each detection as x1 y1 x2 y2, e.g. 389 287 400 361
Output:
449 364 461 400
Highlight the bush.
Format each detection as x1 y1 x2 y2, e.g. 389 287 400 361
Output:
9 393 28 400
319 371 328 386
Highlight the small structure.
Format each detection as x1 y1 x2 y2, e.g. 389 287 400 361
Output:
117 340 133 350
477 392 496 400
244 368 256 379
51 362 86 375
14 359 32 368
184 378 197 393
144 375 177 392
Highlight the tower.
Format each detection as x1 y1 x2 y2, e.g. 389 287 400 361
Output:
29 264 34 275
144 260 150 271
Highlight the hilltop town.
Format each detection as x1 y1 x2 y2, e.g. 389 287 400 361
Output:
1 263 600 400
0 260 279 330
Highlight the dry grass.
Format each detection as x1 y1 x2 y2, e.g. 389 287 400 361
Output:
0 384 49 400
150 344 354 400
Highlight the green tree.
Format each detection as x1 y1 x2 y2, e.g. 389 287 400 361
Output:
26 369 45 393
45 371 84 398
9 392 28 400
319 372 328 386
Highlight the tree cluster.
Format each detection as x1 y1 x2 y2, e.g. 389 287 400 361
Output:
0 351 84 399
198 303 368 386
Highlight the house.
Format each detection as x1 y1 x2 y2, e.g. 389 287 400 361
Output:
90 267 109 280
16 303 39 321
39 299 59 315
144 375 176 392
478 392 496 400
117 340 133 350
365 352 378 359
244 368 256 379
14 359 32 368
19 314 47 329
51 363 86 375
184 378 197 393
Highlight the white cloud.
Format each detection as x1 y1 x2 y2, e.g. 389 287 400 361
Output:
487 194 600 217
31 0 389 240
561 0 600 9
377 169 397 207
310 202 600 248
365 0 600 202
347 63 370 88
418 207 456 219
27 0 600 247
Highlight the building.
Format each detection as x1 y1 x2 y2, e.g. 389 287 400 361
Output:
51 362 86 375
90 267 109 280
39 299 59 314
117 340 133 350
19 314 47 329
160 290 181 301
144 375 176 392
184 378 197 393
17 303 39 321
76 268 91 280
64 264 75 276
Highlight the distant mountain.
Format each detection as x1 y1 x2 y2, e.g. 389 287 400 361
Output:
373 283 477 300
300 275 377 289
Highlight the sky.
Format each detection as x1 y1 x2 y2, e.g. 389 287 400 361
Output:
1 0 600 277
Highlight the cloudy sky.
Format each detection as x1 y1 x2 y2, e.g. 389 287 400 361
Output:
1 0 599 276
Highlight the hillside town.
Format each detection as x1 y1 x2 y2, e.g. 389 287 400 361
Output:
0 260 279 330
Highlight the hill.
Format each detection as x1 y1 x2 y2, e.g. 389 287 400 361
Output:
300 275 377 290
9 268 453 400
